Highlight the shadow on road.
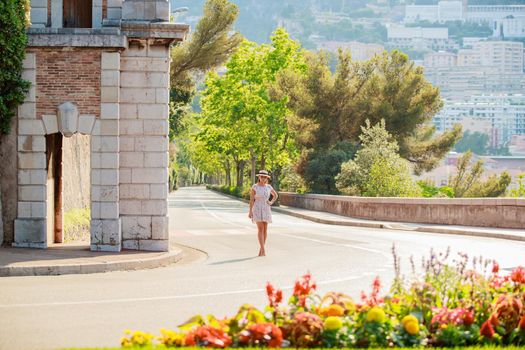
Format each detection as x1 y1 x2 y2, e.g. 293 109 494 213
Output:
208 256 259 265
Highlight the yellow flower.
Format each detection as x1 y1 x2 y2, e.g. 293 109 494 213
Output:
324 316 343 331
401 315 418 326
326 304 345 317
366 307 386 323
159 328 185 346
404 320 420 335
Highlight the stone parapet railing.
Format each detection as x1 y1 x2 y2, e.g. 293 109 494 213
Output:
278 192 525 229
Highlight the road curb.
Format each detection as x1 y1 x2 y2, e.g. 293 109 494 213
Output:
271 207 387 229
208 188 525 242
414 227 525 242
0 248 184 277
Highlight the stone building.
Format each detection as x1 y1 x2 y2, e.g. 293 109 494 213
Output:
0 0 188 251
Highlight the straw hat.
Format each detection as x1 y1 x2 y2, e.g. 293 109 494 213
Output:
255 170 271 178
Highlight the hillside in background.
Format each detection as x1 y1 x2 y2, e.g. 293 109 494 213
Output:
172 0 391 45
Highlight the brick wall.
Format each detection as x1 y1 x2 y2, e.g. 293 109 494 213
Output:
29 48 102 118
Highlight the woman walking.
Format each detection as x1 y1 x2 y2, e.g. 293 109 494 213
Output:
248 170 278 256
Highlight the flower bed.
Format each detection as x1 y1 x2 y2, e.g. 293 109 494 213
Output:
121 249 525 348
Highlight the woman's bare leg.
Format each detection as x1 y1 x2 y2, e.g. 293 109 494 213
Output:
256 222 265 256
263 222 268 245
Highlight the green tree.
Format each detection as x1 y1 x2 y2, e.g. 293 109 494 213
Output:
454 131 489 155
169 0 243 140
0 0 30 134
335 120 421 197
298 141 357 194
449 151 511 198
197 28 305 188
275 49 461 192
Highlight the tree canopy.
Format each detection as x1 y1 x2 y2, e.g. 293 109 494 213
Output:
169 0 243 140
196 28 306 188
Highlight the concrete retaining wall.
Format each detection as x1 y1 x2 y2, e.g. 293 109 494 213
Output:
279 192 525 229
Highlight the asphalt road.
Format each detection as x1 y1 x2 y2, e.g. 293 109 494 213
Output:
1 186 524 350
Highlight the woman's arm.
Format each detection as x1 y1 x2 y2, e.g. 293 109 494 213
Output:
248 188 255 218
269 187 278 205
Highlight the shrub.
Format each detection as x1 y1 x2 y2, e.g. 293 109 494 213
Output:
336 120 420 197
0 0 30 134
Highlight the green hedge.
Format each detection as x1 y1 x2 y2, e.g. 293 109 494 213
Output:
0 0 30 134
206 185 250 200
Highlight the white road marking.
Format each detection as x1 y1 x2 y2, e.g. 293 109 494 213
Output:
198 198 251 229
0 275 364 309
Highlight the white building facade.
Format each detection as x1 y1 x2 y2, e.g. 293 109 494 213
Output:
387 26 456 51
433 95 525 147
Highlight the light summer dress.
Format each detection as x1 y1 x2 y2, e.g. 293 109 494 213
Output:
251 184 273 223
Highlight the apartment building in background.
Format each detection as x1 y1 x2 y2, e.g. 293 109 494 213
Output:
387 25 457 51
433 95 525 147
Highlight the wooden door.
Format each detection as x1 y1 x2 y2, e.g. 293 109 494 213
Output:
63 0 92 28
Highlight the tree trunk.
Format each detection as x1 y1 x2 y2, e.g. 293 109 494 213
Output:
272 165 282 192
224 160 231 187
260 155 266 170
236 160 246 188
250 148 256 186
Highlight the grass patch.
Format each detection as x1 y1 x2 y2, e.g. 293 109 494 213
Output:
63 207 90 243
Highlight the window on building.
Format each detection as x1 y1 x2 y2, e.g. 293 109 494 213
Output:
63 0 92 28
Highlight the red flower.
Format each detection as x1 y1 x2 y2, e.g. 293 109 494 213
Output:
519 315 525 330
463 311 475 326
492 261 500 274
360 277 383 307
239 323 283 348
266 283 283 308
185 325 232 348
511 266 525 284
480 320 495 338
293 273 317 308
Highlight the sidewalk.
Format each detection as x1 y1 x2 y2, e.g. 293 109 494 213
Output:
207 189 525 242
272 205 525 242
0 242 183 277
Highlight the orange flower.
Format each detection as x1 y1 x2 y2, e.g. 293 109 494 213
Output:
293 273 317 308
239 323 283 348
266 282 283 308
325 304 345 317
511 266 525 284
492 261 500 274
185 325 232 348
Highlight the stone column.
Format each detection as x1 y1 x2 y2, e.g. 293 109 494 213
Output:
93 0 103 28
119 41 169 252
107 0 123 20
30 0 48 28
50 0 63 28
14 53 48 248
90 51 122 252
